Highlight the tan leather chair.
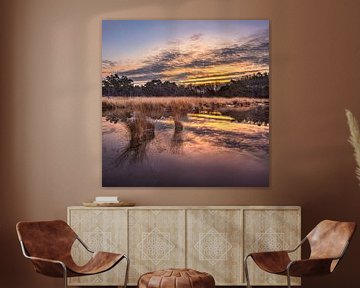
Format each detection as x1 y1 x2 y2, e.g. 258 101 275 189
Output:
16 220 129 288
244 220 356 288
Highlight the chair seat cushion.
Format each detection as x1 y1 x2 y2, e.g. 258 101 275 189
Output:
138 268 215 288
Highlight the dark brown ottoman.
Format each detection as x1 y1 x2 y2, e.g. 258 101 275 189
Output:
138 268 215 288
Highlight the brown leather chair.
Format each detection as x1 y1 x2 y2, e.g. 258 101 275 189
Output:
244 220 356 288
16 220 129 288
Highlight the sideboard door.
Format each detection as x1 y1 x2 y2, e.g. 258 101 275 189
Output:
186 209 243 285
67 206 300 286
68 208 127 286
128 209 186 284
243 208 301 286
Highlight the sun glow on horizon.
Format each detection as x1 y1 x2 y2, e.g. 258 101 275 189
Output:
102 20 269 86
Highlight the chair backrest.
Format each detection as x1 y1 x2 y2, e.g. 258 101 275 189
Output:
307 220 356 260
16 220 77 261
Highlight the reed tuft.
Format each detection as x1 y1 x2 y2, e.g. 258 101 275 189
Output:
345 109 360 186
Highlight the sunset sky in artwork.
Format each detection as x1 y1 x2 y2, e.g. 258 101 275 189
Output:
102 20 269 85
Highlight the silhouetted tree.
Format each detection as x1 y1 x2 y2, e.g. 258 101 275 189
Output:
102 73 269 98
102 75 134 96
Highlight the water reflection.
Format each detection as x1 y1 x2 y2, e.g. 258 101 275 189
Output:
102 98 269 186
114 118 155 165
102 113 269 187
170 123 184 155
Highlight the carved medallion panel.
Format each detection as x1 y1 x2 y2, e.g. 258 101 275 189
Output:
187 209 243 285
128 209 186 284
244 209 301 286
68 208 127 286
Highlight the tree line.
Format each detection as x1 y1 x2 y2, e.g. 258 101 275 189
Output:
102 72 269 98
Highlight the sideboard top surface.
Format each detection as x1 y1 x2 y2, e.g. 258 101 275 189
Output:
68 206 301 210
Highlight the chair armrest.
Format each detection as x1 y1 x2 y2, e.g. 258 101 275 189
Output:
76 236 94 253
248 250 289 256
19 241 67 277
26 255 67 278
287 258 336 277
26 255 65 265
246 250 291 262
245 237 306 259
286 237 307 253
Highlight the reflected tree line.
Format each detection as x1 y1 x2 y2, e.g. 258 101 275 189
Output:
102 72 269 98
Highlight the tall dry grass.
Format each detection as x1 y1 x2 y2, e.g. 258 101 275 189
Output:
103 96 268 122
103 96 268 111
346 109 360 186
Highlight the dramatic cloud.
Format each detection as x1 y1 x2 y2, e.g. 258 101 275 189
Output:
214 31 269 66
108 30 269 85
167 39 182 45
190 33 203 41
118 50 191 78
102 60 118 69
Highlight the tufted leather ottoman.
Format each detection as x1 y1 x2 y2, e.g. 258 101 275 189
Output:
138 268 215 288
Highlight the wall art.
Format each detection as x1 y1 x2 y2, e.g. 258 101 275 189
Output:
102 20 269 187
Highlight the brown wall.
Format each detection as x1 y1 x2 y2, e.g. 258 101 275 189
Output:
1 0 360 287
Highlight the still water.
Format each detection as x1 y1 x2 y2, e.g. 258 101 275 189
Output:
102 115 269 187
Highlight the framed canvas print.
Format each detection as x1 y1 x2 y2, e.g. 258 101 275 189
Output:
102 20 269 187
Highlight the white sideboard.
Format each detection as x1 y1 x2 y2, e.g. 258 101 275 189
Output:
67 206 301 286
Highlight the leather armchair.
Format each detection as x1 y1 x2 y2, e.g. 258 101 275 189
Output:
244 220 356 288
16 220 129 288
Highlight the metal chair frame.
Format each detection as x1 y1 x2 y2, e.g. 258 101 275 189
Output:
244 237 349 288
19 234 129 288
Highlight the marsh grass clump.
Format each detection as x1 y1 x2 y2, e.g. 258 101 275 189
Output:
170 121 184 154
135 102 164 119
105 108 130 124
114 116 155 165
126 115 155 147
174 119 183 132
